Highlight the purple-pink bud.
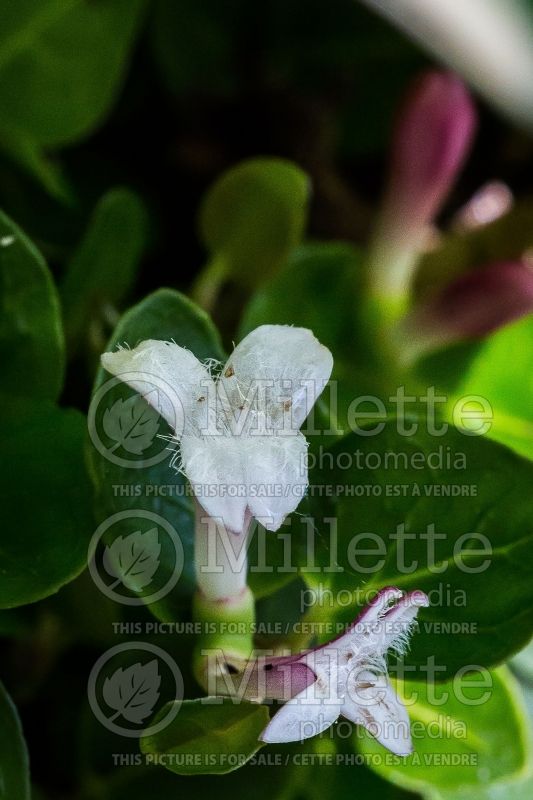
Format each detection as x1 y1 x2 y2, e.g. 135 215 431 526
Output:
387 71 477 227
402 261 533 358
368 72 477 301
240 588 429 704
242 654 316 702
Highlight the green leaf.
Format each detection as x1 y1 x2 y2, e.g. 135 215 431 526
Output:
0 0 146 148
0 208 64 401
414 314 533 461
304 735 418 800
239 241 360 355
452 314 533 461
359 668 531 799
100 744 303 800
60 188 149 354
197 158 309 295
434 774 533 800
88 288 224 620
0 680 30 799
310 421 533 675
140 698 269 775
0 395 93 608
460 776 533 800
0 123 69 199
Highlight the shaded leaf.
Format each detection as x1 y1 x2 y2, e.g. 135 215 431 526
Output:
0 208 64 400
141 698 269 775
0 122 69 199
60 188 149 353
0 394 93 608
311 421 533 675
0 0 147 148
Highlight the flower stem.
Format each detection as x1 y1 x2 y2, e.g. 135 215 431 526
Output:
193 501 251 601
192 501 256 690
192 587 255 692
190 253 227 311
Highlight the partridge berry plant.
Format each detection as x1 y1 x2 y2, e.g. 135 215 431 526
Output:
101 325 333 670
89 67 533 794
242 588 428 754
101 320 430 758
4 4 533 798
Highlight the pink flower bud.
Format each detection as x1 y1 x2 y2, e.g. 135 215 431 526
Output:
388 71 477 227
400 261 533 361
242 655 316 702
368 72 477 301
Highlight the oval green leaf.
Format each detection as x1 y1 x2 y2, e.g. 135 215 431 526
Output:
140 698 269 775
61 188 149 354
310 421 533 675
0 208 64 400
198 158 309 291
0 0 146 147
358 667 531 799
0 395 93 607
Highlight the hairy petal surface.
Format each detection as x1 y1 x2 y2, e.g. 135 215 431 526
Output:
101 339 213 437
217 324 333 432
260 589 429 752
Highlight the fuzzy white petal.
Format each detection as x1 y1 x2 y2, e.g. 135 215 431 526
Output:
256 589 427 750
379 590 430 653
181 434 247 534
260 688 341 743
333 588 427 657
101 339 213 436
102 327 333 536
343 671 413 756
242 433 308 531
217 325 333 432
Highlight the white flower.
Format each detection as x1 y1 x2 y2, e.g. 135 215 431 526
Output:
101 325 333 536
258 587 429 755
